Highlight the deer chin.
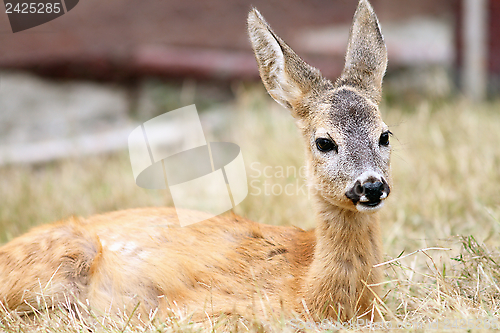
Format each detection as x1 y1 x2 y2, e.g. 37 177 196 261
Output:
356 200 385 213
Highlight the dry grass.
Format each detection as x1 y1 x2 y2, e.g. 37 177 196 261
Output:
1 85 500 331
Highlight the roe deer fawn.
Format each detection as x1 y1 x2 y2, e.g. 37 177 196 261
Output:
0 0 390 323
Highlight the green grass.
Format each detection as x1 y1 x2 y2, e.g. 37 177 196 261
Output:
1 85 500 331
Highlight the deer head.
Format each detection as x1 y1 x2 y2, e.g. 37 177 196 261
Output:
248 0 391 213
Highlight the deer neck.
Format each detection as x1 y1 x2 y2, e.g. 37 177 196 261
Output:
304 195 382 320
312 196 381 262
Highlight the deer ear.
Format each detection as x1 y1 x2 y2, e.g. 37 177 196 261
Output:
247 8 326 114
336 0 387 105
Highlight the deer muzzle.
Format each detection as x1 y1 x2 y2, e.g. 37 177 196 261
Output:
345 174 390 212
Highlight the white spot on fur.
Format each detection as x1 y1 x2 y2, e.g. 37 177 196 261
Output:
107 241 142 257
108 242 123 252
138 251 150 260
121 242 138 255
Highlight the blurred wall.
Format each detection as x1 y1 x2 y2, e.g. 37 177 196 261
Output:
0 0 456 81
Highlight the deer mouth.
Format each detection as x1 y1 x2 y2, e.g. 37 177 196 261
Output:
356 198 385 212
361 200 381 207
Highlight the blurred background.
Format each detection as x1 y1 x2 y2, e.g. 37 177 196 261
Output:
0 0 497 166
1 1 500 326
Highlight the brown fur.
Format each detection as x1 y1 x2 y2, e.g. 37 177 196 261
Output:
0 208 316 319
0 0 390 323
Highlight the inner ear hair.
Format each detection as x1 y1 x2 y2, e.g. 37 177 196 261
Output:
247 8 328 113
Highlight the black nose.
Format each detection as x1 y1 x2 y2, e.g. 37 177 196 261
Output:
363 181 384 201
346 179 389 204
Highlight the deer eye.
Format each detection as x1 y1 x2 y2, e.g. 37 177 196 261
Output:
379 131 391 146
315 138 338 153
